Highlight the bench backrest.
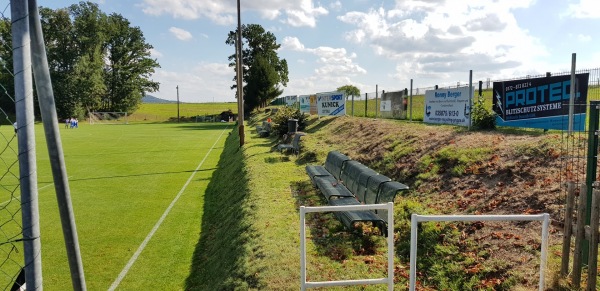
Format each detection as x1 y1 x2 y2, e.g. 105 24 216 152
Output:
353 171 381 203
364 175 392 205
374 181 410 221
324 151 350 180
340 161 377 197
352 168 378 200
292 134 303 148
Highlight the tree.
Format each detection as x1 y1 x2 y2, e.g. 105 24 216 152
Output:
244 55 283 110
337 84 360 99
0 2 160 118
226 24 288 112
0 16 14 120
103 13 159 113
39 7 79 118
69 1 108 117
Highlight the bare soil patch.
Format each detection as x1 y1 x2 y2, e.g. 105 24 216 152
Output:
308 116 581 289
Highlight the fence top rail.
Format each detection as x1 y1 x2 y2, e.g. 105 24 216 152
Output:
300 202 392 213
412 213 549 222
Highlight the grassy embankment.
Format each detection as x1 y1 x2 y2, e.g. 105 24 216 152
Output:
198 108 594 289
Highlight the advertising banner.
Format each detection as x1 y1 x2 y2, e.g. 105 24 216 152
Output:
317 91 346 116
285 95 298 107
380 90 406 119
309 95 317 115
424 86 473 126
492 73 589 130
380 100 392 112
299 95 311 114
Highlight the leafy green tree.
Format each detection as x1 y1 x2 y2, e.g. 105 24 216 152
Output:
0 17 15 121
244 55 283 110
0 2 159 118
226 24 288 112
69 1 108 116
103 13 159 113
39 7 78 118
337 84 360 99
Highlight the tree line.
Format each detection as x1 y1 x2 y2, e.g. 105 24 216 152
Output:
0 1 159 119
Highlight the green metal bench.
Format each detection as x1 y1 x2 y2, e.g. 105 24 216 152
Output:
256 121 272 137
305 151 350 184
277 132 305 155
305 151 409 235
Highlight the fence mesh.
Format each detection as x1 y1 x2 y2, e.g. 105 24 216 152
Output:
0 1 25 290
345 68 600 120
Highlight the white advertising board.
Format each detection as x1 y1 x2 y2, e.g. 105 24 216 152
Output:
285 95 298 107
317 92 345 116
299 95 311 114
380 100 392 112
424 86 473 126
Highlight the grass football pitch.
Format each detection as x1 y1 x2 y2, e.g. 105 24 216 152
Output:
2 121 232 290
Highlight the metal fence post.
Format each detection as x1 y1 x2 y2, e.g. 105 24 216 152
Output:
364 93 367 117
586 186 600 290
561 181 576 276
28 1 87 289
11 0 43 288
584 100 600 265
573 184 588 289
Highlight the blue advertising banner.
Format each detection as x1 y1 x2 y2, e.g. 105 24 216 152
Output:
299 95 310 114
492 73 589 130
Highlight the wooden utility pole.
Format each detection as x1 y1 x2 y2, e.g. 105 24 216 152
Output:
237 0 245 146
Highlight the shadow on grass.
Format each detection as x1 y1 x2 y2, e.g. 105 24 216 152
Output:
185 127 265 290
264 156 290 163
291 180 382 262
303 116 336 134
173 122 233 130
66 168 217 182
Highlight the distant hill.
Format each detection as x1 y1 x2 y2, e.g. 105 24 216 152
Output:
142 95 178 104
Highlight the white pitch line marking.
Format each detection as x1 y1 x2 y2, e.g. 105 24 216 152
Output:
108 126 229 290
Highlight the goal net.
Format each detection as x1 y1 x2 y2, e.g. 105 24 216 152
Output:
88 112 129 125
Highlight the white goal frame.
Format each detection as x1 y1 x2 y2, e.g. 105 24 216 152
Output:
409 213 550 291
88 112 128 125
300 203 394 290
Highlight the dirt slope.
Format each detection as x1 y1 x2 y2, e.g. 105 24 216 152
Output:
306 116 583 289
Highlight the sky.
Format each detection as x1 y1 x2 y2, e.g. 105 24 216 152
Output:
24 0 600 103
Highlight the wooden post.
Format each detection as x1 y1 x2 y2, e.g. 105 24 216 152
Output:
562 181 576 276
586 185 600 290
573 183 588 289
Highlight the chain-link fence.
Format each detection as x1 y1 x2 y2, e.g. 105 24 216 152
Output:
0 1 27 290
346 68 600 121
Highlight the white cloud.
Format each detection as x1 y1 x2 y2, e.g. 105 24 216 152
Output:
140 0 235 25
152 63 236 103
150 48 163 58
140 0 328 27
577 34 592 42
280 36 366 94
169 27 193 41
330 1 342 11
337 1 547 84
281 36 305 51
565 0 600 19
